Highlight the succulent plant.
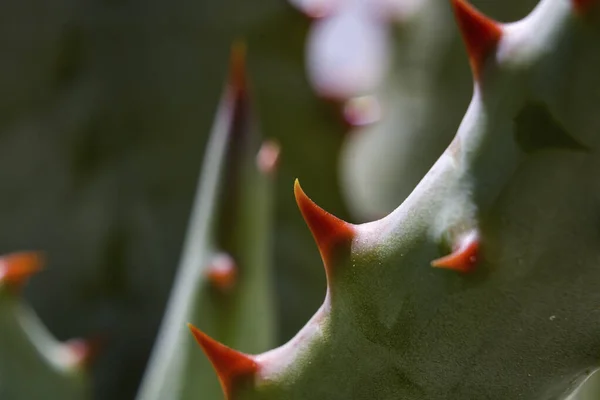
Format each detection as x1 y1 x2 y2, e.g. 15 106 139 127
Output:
2 0 600 398
0 252 91 399
136 45 277 400
338 0 539 219
183 0 600 398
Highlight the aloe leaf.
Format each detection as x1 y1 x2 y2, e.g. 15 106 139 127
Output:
136 45 277 400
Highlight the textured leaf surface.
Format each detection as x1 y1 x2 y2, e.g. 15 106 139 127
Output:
339 0 539 220
190 1 600 398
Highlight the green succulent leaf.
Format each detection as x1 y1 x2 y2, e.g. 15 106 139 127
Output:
188 1 600 399
136 46 277 400
0 253 90 400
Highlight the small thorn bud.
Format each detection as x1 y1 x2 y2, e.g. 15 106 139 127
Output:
188 324 257 398
343 95 381 127
206 253 238 293
63 334 106 370
0 252 44 293
294 180 355 277
256 140 281 176
432 231 479 273
451 0 502 80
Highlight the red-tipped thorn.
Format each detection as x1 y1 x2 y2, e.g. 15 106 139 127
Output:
229 41 247 94
0 252 44 292
256 140 281 176
206 253 238 293
64 334 106 369
294 180 355 275
431 232 479 273
573 0 598 14
451 0 502 80
188 324 257 398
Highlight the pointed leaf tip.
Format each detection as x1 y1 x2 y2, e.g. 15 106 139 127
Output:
229 40 247 93
432 232 479 273
206 253 238 293
294 180 355 273
188 324 257 398
451 0 502 80
0 252 44 292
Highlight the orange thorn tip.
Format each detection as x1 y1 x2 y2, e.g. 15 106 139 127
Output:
451 0 502 80
294 179 355 272
256 140 281 176
431 232 479 273
188 324 257 398
0 252 44 291
206 253 238 293
229 40 247 93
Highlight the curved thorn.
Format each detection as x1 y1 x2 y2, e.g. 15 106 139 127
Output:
188 324 257 398
0 252 44 292
206 253 238 293
451 0 502 80
294 179 355 277
432 232 480 273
